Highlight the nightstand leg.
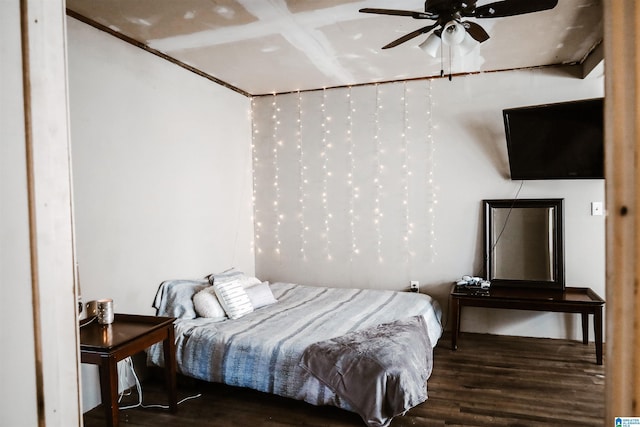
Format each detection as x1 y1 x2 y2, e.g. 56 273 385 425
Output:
99 355 119 427
163 325 178 412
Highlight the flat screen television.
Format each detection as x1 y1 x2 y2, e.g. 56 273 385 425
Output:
503 98 604 180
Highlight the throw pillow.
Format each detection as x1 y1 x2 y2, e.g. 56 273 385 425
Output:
245 282 278 309
214 279 254 319
193 286 227 320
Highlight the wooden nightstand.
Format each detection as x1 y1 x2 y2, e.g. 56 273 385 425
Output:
450 286 605 364
80 314 177 427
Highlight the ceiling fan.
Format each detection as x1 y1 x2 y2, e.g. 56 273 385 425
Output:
360 0 558 53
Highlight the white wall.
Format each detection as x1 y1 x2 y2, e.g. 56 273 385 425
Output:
66 17 254 410
252 66 605 341
1 3 39 425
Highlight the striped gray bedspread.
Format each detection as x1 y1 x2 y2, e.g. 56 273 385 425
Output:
148 282 442 419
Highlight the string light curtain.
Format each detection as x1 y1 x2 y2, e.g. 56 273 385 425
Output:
252 80 437 278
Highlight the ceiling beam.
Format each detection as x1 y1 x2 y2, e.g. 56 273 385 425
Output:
582 42 604 79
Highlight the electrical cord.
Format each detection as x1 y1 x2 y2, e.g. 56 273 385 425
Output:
439 283 455 333
439 182 525 339
79 316 96 328
485 180 525 264
117 356 201 410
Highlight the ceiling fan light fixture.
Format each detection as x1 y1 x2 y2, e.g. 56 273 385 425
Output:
457 32 479 55
419 32 441 57
441 20 465 46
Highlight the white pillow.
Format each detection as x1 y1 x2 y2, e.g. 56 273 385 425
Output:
214 280 254 319
245 282 278 309
193 287 227 320
207 269 262 288
237 275 263 288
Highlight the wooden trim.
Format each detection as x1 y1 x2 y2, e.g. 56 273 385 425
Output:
65 9 252 99
20 0 82 425
604 0 640 420
581 42 604 78
252 63 581 97
19 1 46 425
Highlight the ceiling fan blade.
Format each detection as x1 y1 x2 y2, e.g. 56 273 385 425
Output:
382 23 439 49
359 8 435 19
424 0 451 13
459 0 479 16
474 0 558 18
462 21 490 43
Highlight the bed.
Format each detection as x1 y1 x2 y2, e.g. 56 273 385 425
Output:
148 272 442 427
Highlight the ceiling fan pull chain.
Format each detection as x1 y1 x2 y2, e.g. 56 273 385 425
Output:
440 37 444 77
448 46 452 81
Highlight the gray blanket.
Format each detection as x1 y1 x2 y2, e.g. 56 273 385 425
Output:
299 315 433 427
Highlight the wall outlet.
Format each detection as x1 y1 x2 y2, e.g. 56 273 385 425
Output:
410 281 419 293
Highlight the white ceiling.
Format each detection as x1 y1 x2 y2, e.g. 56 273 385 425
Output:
66 0 603 96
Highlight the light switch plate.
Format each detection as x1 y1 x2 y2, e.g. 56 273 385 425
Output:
591 202 603 216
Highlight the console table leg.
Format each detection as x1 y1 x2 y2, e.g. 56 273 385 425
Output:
594 307 603 365
451 296 460 351
581 312 589 344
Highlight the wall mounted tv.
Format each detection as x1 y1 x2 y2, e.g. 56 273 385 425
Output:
503 98 604 180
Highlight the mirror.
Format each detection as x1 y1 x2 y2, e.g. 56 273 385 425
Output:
483 198 564 290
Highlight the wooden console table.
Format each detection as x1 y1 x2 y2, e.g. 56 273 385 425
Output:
450 286 605 365
80 314 177 426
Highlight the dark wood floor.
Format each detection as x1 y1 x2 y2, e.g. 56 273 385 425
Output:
83 332 605 427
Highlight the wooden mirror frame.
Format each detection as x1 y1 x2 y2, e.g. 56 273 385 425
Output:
483 198 565 290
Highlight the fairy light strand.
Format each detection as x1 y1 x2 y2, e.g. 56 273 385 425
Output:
272 93 282 256
251 96 261 255
297 90 307 260
347 86 359 263
401 82 413 260
426 80 437 261
321 88 332 260
373 84 383 263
